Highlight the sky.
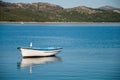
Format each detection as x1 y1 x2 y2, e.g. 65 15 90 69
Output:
2 0 120 8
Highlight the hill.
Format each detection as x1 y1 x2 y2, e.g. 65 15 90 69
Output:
0 1 120 22
99 5 120 10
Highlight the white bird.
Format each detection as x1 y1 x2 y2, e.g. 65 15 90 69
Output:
30 42 32 48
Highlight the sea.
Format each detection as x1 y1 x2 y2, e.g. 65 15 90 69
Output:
0 23 120 80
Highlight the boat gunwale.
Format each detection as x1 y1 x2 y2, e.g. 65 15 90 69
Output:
17 47 62 51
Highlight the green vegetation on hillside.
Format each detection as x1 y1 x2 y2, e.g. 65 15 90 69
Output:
0 1 120 22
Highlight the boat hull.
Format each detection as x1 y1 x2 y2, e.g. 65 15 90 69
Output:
18 47 62 58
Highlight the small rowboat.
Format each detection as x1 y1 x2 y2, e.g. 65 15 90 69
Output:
18 42 62 58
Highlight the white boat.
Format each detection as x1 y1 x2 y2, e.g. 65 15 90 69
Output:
18 42 62 58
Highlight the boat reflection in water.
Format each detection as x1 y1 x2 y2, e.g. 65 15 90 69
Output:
18 56 61 73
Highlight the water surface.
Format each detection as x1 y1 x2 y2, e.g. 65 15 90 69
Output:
0 23 120 80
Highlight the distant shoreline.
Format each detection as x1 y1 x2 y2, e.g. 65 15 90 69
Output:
0 21 120 24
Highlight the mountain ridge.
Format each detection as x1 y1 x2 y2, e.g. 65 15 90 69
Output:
98 5 120 10
1 1 120 11
0 1 120 22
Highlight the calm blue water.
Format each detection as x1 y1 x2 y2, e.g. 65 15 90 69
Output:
0 23 120 80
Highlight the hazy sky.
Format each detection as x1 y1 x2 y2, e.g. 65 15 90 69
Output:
2 0 120 8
